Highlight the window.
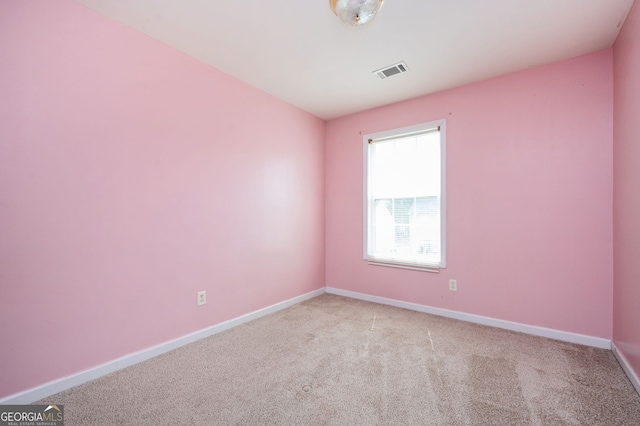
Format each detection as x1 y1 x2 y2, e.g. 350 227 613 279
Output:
364 120 446 271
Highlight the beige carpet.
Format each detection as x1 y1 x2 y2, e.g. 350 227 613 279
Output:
37 294 640 425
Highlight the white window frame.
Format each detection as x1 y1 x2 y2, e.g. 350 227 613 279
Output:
363 119 447 272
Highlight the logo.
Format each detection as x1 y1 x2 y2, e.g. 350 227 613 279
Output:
0 405 64 426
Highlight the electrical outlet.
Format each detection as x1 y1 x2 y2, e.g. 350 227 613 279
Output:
448 279 458 292
197 291 206 306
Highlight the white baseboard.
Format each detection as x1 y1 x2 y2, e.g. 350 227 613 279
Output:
3 286 616 404
612 342 640 395
0 287 325 405
326 287 611 349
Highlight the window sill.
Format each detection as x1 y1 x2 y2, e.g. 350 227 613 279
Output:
366 259 441 273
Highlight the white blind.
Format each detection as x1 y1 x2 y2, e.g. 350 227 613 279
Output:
367 128 442 268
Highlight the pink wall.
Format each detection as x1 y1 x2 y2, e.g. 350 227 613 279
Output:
326 50 614 339
613 0 640 379
0 1 325 398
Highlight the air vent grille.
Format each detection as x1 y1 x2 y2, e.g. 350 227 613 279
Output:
373 62 409 80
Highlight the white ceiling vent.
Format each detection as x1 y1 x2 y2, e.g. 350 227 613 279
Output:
373 62 409 80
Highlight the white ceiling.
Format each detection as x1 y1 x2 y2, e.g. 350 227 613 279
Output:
74 0 635 120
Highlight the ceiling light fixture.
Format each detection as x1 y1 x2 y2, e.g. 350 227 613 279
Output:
330 0 385 26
